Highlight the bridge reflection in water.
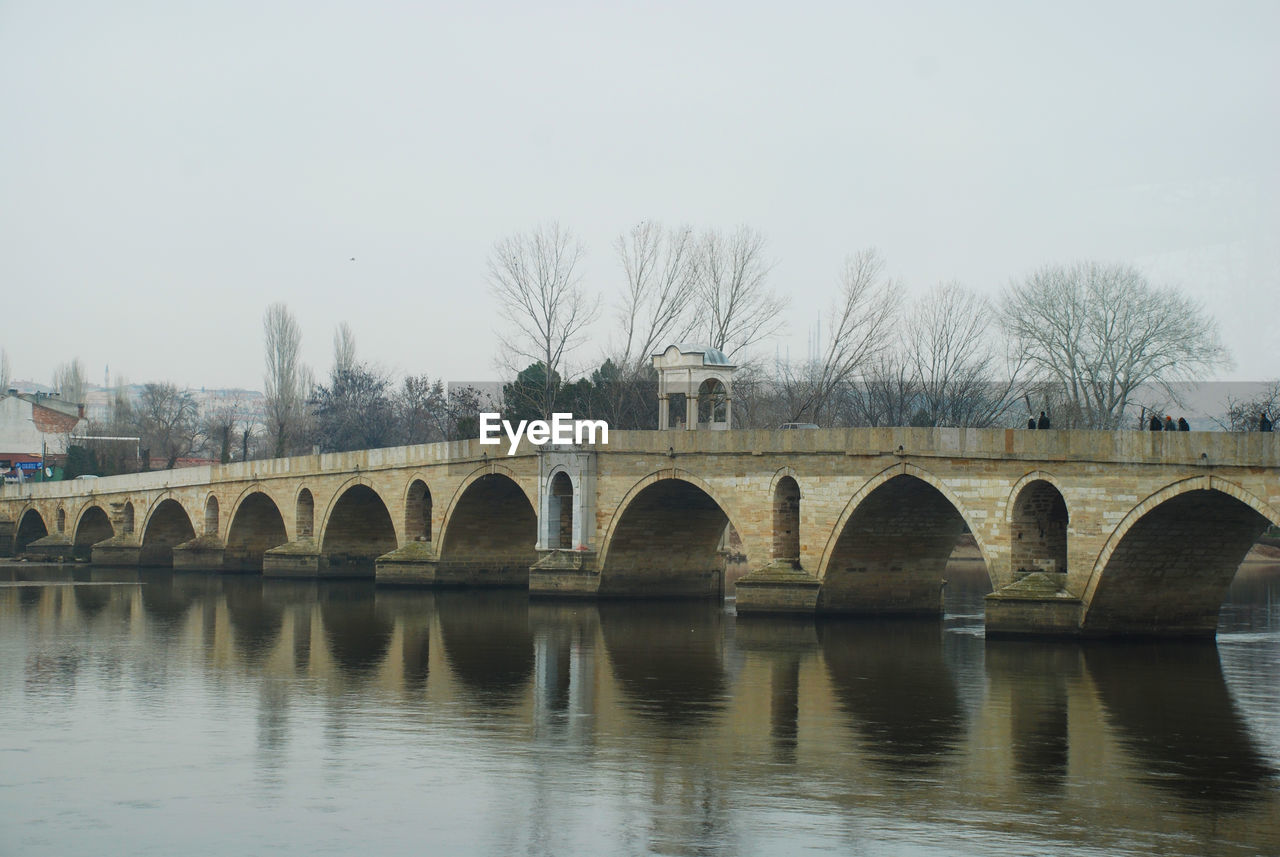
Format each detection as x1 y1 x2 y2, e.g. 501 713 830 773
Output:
3 560 1278 856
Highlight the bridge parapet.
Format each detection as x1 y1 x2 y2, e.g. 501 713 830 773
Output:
606 427 1278 468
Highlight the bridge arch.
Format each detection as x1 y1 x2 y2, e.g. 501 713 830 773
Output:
1007 472 1069 577
139 496 197 567
1080 476 1280 637
319 479 398 575
15 507 48 554
438 465 538 579
598 469 745 598
73 505 114 561
817 462 989 614
226 489 289 572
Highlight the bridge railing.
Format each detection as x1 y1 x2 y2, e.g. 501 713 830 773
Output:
604 427 1279 468
0 436 505 501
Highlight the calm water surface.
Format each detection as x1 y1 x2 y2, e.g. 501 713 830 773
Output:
2 561 1278 856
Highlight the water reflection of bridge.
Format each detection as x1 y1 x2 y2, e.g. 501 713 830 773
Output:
6 567 1277 852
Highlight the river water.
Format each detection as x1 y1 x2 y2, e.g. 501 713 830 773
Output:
2 560 1278 856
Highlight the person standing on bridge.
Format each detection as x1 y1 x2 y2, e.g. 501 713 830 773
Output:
1178 417 1190 431
1164 415 1175 431
1037 411 1050 430
1262 412 1273 432
1027 417 1036 429
1149 414 1163 431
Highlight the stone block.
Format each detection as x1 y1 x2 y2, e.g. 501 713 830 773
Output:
23 533 75 562
91 535 142 567
985 572 1082 637
735 562 822 615
376 541 441 585
172 535 225 572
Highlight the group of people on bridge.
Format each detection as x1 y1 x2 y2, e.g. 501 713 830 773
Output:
1025 410 1275 432
1147 414 1191 432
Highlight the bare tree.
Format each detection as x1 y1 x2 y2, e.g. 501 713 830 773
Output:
614 221 701 370
132 382 200 469
726 361 792 429
488 223 599 418
200 395 244 464
779 249 901 424
312 362 396 452
397 374 446 445
263 303 306 458
906 283 1027 427
839 347 920 427
52 358 88 404
1000 262 1229 429
1218 381 1280 431
446 383 492 440
74 375 141 475
333 322 357 376
694 226 787 360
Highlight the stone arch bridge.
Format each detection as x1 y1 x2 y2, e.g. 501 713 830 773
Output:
2 428 1277 637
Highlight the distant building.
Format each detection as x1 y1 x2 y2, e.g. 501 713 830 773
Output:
0 390 88 479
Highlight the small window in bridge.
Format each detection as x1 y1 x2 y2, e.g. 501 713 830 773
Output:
549 472 574 549
297 489 315 538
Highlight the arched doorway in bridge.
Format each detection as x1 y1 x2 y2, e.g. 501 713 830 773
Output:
15 509 48 555
204 496 220 537
1082 487 1274 637
547 471 574 549
439 473 537 583
321 485 397 577
56 507 66 533
296 489 314 538
600 477 735 598
773 476 801 563
820 473 973 615
226 492 288 572
74 506 114 561
121 502 135 534
1010 480 1068 577
405 480 432 542
140 499 197 567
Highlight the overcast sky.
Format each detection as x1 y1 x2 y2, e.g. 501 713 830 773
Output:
2 0 1276 393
